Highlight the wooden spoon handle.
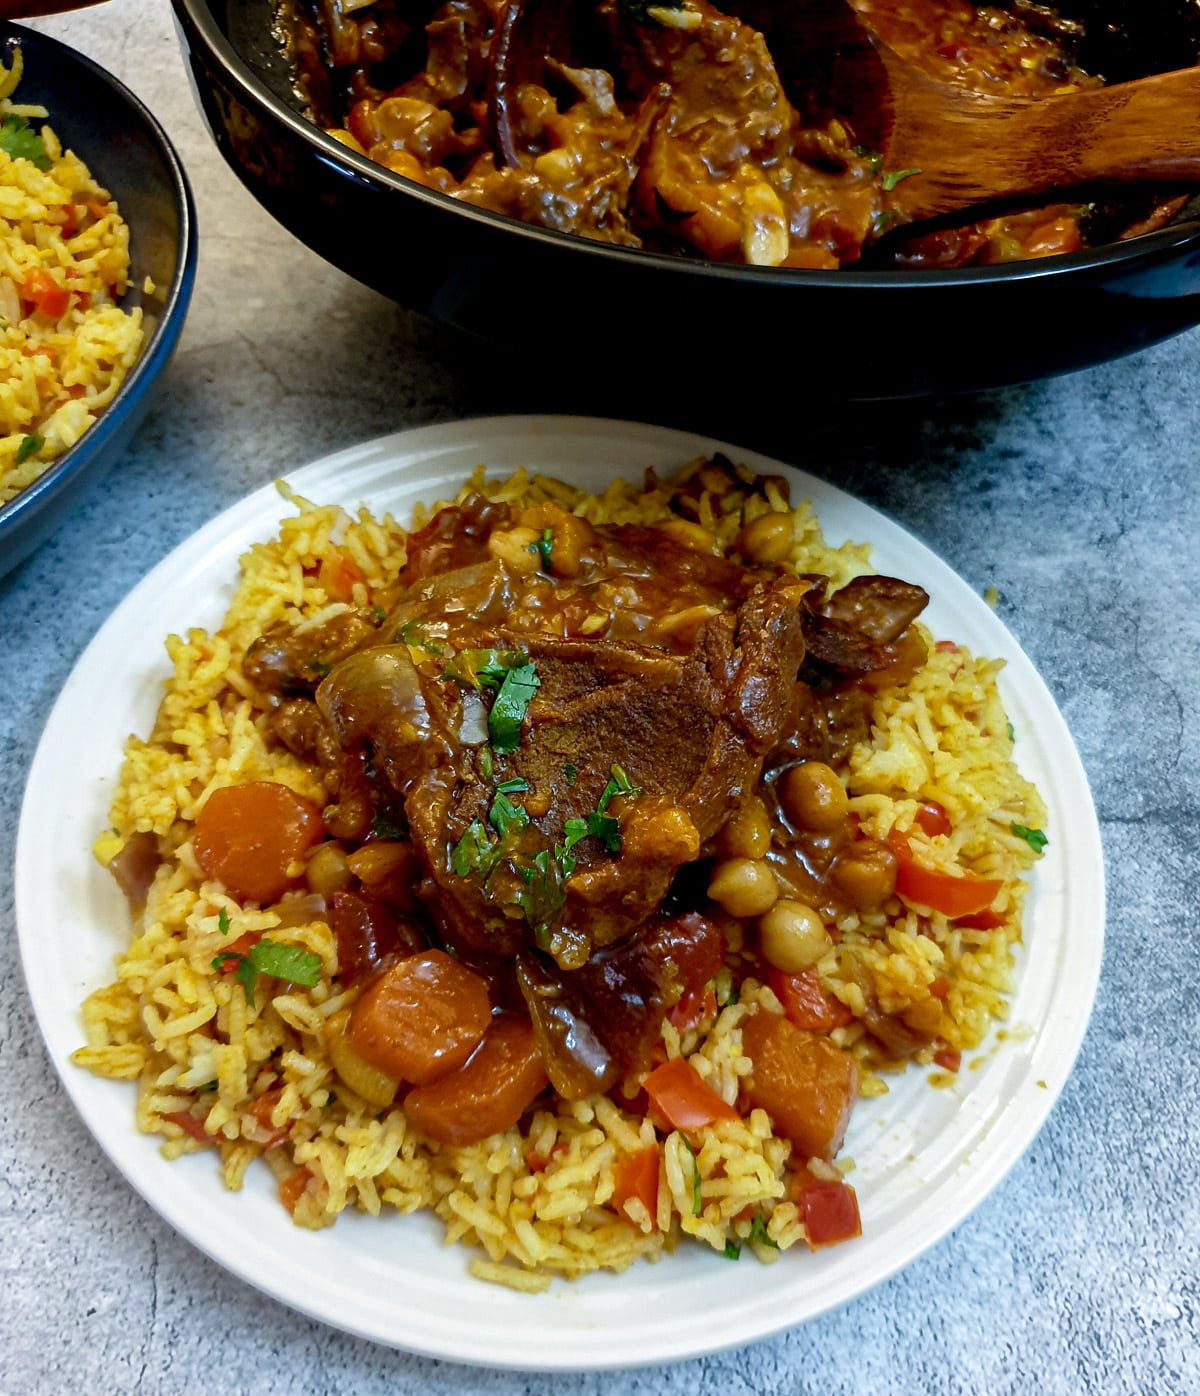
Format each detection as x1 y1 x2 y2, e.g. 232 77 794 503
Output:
886 63 1200 223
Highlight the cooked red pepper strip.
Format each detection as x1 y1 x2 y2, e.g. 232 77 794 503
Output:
643 1056 738 1132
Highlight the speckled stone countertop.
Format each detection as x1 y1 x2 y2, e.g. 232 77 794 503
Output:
2 2 1197 1392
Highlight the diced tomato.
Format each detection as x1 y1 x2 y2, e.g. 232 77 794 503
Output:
611 1144 661 1227
193 781 324 903
888 834 1003 920
913 801 952 838
346 950 491 1085
403 1014 549 1146
666 985 717 1035
643 1056 738 1133
162 1110 212 1144
21 268 70 319
767 967 853 1034
741 1010 858 1160
792 1173 862 1248
245 1087 289 1148
279 1166 312 1214
318 549 368 603
933 1045 962 1072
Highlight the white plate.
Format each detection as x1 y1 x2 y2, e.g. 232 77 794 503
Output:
16 415 1104 1371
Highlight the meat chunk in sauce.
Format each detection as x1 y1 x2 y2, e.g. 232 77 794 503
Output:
319 573 807 966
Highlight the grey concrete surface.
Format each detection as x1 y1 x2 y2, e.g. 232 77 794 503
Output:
1 2 1197 1392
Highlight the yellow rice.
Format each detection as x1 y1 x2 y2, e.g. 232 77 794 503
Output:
74 458 1047 1284
0 47 145 506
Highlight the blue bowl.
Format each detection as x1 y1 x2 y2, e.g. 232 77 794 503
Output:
0 22 197 580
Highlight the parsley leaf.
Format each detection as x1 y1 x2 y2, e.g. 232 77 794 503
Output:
1006 721 1016 744
683 1140 702 1216
237 940 322 1005
1011 823 1048 854
488 788 529 838
723 1240 742 1260
563 762 579 786
528 527 554 569
0 114 50 171
489 662 540 754
15 432 43 465
217 907 230 936
442 648 524 689
511 849 567 946
853 143 883 175
394 619 444 654
371 813 406 840
451 817 493 876
881 166 921 192
597 763 640 813
749 1211 779 1249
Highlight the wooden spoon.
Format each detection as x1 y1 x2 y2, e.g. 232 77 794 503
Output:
488 0 1200 229
716 0 1200 226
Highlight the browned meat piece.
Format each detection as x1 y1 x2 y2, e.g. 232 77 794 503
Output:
245 608 381 696
406 580 806 964
801 574 928 674
516 911 726 1098
314 577 806 966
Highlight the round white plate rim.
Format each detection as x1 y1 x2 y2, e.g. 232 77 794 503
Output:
16 413 1105 1370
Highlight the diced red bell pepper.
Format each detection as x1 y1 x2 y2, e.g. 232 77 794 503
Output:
22 268 70 319
767 967 853 1035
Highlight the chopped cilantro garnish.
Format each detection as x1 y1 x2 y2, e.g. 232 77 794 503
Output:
528 527 554 569
853 144 883 175
749 1211 779 1249
488 788 529 838
15 432 43 464
683 1140 702 1216
723 1240 742 1260
512 849 566 945
395 619 444 654
0 114 50 170
210 939 321 1007
309 658 331 678
871 209 899 238
371 813 406 840
1011 823 1048 854
370 604 387 625
479 746 495 781
488 662 540 754
451 818 493 877
217 907 230 936
495 777 529 794
197 1080 218 1092
620 0 683 20
442 648 524 689
563 761 579 786
1006 721 1016 744
597 763 640 813
881 166 921 192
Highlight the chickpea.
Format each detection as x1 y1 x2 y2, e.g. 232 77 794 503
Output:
758 899 832 973
720 796 772 861
305 842 353 899
325 1008 399 1109
737 511 793 566
708 857 780 918
831 839 898 910
779 761 850 831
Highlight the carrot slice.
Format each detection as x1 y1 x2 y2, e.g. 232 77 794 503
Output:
403 1014 548 1146
347 950 491 1085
